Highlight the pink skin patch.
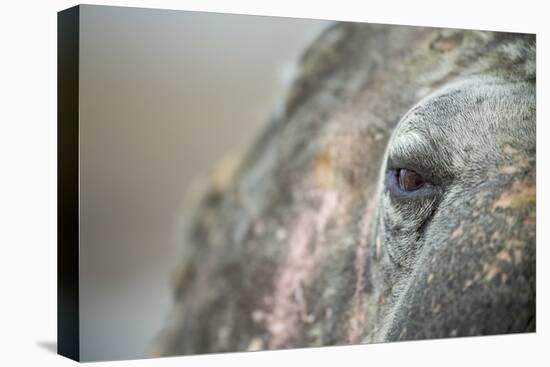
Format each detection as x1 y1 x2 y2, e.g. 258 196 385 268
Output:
265 190 339 348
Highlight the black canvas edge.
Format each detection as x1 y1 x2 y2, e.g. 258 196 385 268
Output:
57 5 80 362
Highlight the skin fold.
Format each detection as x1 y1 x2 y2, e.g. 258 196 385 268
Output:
151 23 535 356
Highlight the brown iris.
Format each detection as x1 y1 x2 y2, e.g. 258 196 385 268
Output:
398 168 425 191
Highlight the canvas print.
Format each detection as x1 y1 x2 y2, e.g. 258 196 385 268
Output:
58 4 536 362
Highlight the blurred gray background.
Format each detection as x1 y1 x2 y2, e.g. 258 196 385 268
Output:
78 5 329 361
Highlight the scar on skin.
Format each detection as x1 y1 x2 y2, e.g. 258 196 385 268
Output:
430 31 464 52
496 248 513 263
505 239 526 264
450 224 463 239
313 148 336 189
499 165 521 175
493 176 535 210
499 143 529 175
501 143 520 157
482 262 500 282
479 240 525 285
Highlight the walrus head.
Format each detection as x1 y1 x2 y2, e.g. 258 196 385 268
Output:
152 24 535 356
373 77 535 340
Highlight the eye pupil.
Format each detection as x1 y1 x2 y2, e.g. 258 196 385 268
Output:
398 168 425 191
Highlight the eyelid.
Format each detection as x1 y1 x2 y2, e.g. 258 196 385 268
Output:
387 129 445 177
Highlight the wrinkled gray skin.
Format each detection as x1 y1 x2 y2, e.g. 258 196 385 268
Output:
151 24 535 356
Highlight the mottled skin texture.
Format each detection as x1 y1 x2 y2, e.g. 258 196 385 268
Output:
151 24 535 356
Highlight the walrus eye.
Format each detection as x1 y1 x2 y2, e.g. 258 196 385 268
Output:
386 156 438 198
397 168 425 191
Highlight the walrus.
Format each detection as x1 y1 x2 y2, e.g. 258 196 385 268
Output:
151 22 535 355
